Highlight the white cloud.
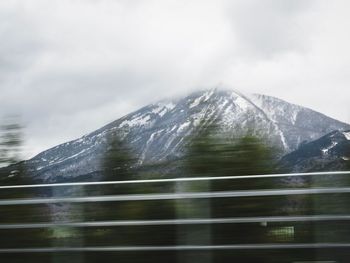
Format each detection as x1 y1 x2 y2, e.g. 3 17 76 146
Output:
0 0 349 158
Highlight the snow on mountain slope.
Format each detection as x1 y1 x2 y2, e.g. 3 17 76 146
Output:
343 131 350 140
23 89 350 181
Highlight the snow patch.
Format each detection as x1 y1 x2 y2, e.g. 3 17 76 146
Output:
164 133 177 151
203 89 214 102
67 149 88 159
322 141 338 155
234 96 250 111
151 106 165 116
47 148 88 167
189 96 203 108
169 125 178 132
189 90 214 108
193 116 203 126
343 131 350 140
152 102 176 116
278 130 289 150
120 114 151 127
140 131 160 162
76 138 84 143
158 108 168 117
224 104 234 115
164 102 176 111
157 102 175 111
291 109 299 125
177 121 190 132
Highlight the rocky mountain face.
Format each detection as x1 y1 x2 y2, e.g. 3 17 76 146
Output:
5 89 350 182
280 130 350 172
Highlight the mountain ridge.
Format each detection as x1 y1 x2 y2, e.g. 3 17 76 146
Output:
280 130 350 172
4 88 350 182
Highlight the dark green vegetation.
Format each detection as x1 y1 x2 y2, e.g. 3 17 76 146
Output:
83 132 176 259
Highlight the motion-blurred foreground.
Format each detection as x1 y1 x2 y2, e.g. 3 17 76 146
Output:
1 171 350 263
0 117 350 263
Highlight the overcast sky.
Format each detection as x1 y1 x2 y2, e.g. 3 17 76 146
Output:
0 0 349 159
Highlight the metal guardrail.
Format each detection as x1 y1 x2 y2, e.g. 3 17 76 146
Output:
0 187 350 205
1 243 350 253
0 215 350 229
0 170 346 190
0 171 349 254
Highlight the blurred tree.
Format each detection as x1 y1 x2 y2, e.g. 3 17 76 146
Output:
102 133 136 182
83 132 176 263
0 116 24 166
184 121 279 180
183 122 286 262
52 127 133 263
0 116 50 263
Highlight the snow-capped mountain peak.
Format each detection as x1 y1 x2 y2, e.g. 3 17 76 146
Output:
20 89 350 181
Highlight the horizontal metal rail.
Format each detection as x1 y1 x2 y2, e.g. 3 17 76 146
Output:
0 171 348 190
0 172 349 255
1 243 350 253
0 187 349 206
1 215 350 229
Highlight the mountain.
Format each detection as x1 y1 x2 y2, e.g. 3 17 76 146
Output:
6 89 350 182
280 130 350 172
